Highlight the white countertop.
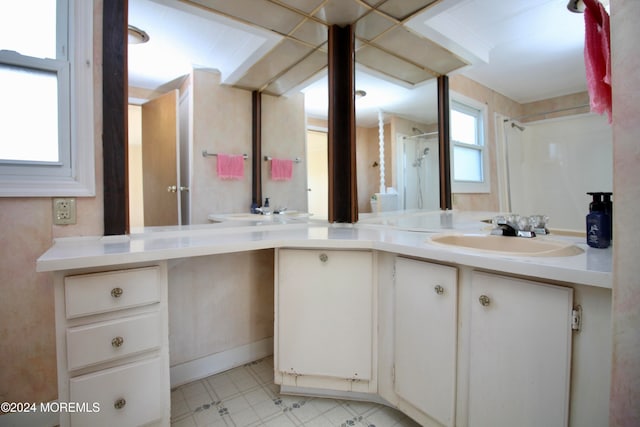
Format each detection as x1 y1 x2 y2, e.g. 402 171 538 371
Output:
37 211 612 289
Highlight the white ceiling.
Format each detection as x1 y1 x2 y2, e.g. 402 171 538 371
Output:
128 0 593 127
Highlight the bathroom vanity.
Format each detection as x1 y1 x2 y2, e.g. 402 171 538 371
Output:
38 212 612 427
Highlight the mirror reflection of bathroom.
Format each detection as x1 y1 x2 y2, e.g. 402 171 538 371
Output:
397 128 440 211
499 113 612 232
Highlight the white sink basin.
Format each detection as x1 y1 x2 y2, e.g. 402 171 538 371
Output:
429 234 584 257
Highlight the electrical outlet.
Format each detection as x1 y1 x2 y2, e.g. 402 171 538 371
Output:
53 198 77 225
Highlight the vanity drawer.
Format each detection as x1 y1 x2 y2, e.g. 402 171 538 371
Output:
69 356 164 427
66 312 161 371
65 266 160 319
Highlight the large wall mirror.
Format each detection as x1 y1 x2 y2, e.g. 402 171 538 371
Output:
106 1 609 234
104 0 459 233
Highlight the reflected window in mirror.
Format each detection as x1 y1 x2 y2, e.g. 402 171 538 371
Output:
450 95 489 193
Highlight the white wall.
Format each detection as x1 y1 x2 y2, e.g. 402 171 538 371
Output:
506 113 612 232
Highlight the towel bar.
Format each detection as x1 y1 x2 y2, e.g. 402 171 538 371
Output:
202 150 248 159
264 155 301 163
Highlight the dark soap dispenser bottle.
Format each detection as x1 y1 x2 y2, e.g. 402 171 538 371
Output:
586 192 611 248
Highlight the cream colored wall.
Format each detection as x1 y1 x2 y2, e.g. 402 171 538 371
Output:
191 70 253 222
0 0 104 404
262 93 308 211
168 251 274 365
520 92 591 122
188 70 309 220
610 0 640 425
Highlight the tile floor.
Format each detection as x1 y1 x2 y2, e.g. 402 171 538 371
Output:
171 357 420 427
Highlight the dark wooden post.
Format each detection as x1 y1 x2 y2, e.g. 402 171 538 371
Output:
327 25 358 223
252 91 262 208
103 0 129 235
438 75 452 210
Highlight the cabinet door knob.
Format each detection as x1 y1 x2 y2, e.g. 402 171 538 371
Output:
113 398 126 410
434 285 444 295
111 336 124 348
479 295 491 306
167 185 177 193
319 253 328 263
110 287 123 298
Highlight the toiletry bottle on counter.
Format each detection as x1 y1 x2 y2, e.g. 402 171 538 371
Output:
262 197 271 215
586 192 611 248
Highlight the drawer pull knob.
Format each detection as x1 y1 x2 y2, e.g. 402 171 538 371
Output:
319 253 328 263
434 285 444 295
110 287 123 298
479 295 491 307
111 336 124 348
114 398 126 410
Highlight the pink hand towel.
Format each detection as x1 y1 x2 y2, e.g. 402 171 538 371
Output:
584 0 612 123
271 158 293 181
216 154 244 180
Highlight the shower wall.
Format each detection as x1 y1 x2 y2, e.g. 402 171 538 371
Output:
506 113 612 232
397 135 440 211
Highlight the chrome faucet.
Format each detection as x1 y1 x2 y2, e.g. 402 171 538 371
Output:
255 206 287 215
490 216 536 238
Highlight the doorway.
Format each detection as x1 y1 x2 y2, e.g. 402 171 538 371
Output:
306 130 328 219
128 90 187 228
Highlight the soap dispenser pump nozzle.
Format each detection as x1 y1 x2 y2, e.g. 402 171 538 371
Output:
587 192 604 212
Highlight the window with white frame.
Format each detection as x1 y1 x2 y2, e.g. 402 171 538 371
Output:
450 95 490 193
0 0 94 197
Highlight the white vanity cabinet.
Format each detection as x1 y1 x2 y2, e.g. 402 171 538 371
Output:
468 271 574 427
393 257 458 427
275 248 376 393
54 264 170 427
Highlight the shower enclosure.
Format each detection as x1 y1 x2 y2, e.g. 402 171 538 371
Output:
499 113 612 231
396 132 440 211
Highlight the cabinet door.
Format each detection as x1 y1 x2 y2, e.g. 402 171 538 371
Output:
394 257 457 426
469 271 573 427
278 249 373 380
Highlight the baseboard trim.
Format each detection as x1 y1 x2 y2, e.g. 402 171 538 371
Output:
170 337 274 388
